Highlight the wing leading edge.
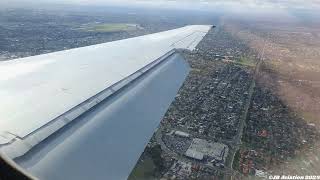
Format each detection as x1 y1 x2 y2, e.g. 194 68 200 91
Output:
0 25 212 180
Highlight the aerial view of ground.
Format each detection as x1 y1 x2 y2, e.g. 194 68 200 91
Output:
0 6 204 60
130 12 320 180
222 12 320 176
77 23 142 32
0 3 319 180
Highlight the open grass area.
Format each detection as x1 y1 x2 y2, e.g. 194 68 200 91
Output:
79 23 141 32
235 56 256 67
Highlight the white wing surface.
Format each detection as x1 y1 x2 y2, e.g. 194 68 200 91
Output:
0 25 212 180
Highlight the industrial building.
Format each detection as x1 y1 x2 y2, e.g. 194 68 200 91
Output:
185 149 204 160
174 131 190 138
185 138 229 163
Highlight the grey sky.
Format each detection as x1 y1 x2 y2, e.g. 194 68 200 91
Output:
1 0 319 11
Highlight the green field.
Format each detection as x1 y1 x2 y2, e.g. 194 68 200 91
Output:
79 23 141 32
235 56 256 67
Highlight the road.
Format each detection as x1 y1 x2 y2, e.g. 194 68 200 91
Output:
228 40 268 179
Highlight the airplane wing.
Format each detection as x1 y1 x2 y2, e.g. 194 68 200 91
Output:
0 25 212 180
